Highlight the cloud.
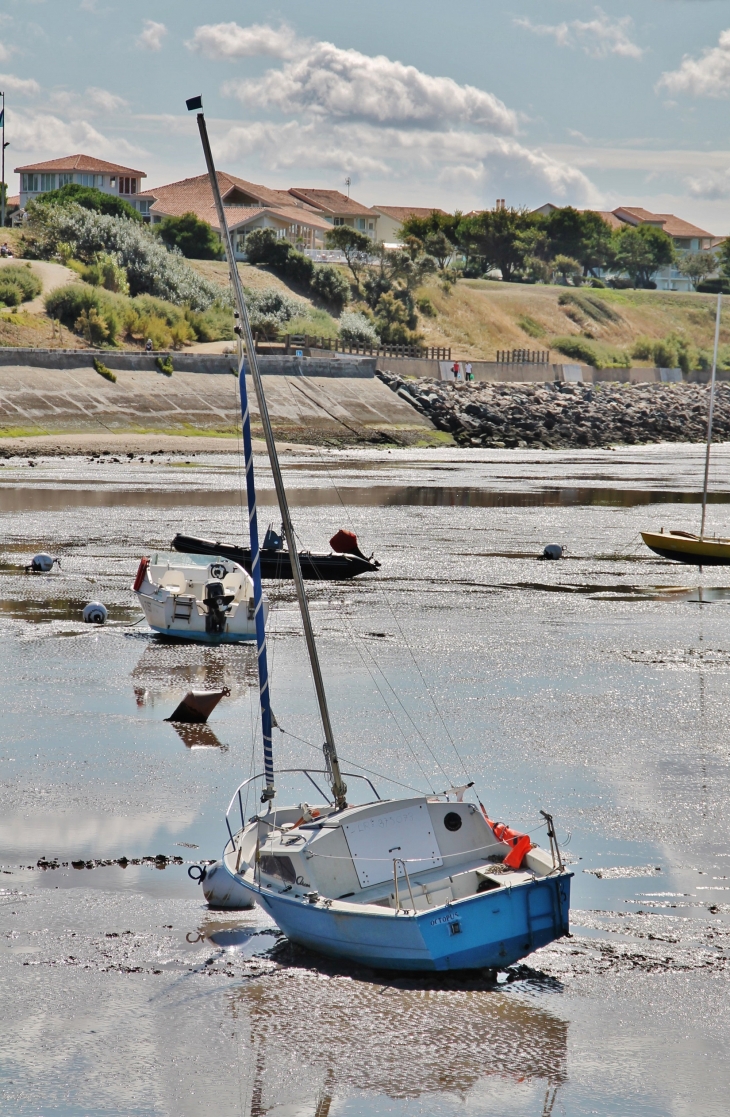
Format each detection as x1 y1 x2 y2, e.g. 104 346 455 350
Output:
187 20 301 60
7 109 146 161
49 86 129 114
136 19 167 53
515 8 644 60
0 43 15 64
214 119 598 203
0 73 41 97
223 38 519 132
687 169 730 200
658 29 730 98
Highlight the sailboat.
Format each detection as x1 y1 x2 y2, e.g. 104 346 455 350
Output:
642 291 730 566
187 97 572 970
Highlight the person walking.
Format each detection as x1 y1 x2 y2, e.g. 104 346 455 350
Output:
465 362 473 382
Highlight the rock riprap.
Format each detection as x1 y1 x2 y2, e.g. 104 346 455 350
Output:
378 371 729 449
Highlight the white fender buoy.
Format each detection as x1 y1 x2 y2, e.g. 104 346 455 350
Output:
195 860 256 910
29 553 55 572
82 601 108 625
542 544 563 560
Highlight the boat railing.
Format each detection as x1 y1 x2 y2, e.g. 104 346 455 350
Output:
392 857 417 913
224 768 381 843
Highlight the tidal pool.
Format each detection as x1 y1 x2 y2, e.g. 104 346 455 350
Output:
0 444 729 1116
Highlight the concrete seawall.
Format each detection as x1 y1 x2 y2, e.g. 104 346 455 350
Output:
0 351 441 452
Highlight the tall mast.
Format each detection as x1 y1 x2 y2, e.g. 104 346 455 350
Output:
1 90 6 233
700 290 722 540
190 98 347 810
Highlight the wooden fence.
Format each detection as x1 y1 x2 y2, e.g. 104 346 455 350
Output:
495 349 551 364
278 334 451 360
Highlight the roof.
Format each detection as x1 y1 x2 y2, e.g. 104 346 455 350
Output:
15 153 146 177
652 213 714 239
6 195 19 207
146 173 332 233
375 205 448 221
289 188 377 217
590 210 624 231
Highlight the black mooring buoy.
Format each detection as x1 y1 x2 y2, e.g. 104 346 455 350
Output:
542 544 564 560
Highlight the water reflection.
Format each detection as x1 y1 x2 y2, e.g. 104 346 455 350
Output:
228 968 568 1107
132 642 257 708
5 483 730 511
505 582 730 603
0 596 135 623
169 722 227 750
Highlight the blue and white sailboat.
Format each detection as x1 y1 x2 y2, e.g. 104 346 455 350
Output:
190 99 572 970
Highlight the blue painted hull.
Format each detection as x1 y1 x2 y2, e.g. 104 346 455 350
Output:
243 873 572 972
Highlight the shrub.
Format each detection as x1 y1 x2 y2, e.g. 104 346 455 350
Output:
417 295 436 318
156 355 174 376
155 212 224 260
552 336 602 368
338 310 380 346
284 250 315 286
589 278 607 288
311 264 350 309
81 252 130 295
244 287 310 338
46 284 121 344
186 303 235 343
25 203 227 310
0 263 42 301
244 228 292 268
76 307 111 346
0 280 22 307
32 184 143 222
93 357 116 382
631 337 654 361
652 339 679 369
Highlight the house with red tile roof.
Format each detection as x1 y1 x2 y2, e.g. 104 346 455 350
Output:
144 172 333 257
288 189 378 236
373 205 448 244
535 202 718 290
15 154 147 214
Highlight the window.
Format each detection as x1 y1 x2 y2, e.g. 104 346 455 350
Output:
23 174 41 192
368 221 374 231
131 178 137 195
59 174 74 187
137 200 149 215
109 177 116 189
40 174 56 191
333 216 345 226
356 218 366 230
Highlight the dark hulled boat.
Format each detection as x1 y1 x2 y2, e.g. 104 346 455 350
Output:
172 530 380 580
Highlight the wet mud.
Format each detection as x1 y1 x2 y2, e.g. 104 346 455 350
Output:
1 444 730 1116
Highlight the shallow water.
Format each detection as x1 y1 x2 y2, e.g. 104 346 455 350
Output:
1 444 729 1115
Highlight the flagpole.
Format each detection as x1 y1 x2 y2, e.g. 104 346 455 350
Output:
1 90 5 231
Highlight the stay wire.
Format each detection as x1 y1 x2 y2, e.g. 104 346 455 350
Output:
278 374 443 790
275 723 433 796
285 366 471 784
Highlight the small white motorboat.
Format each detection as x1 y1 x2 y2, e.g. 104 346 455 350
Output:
188 103 572 971
132 554 268 643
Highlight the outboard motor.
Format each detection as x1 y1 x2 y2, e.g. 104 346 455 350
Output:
203 581 234 635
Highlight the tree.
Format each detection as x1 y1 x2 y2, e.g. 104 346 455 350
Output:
244 227 291 268
399 210 462 248
457 207 541 281
423 229 453 270
612 224 676 288
678 250 716 288
155 212 224 260
324 226 372 284
552 255 583 285
374 291 421 344
544 207 614 276
32 183 143 222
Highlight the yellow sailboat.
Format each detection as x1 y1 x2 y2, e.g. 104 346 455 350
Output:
642 290 730 567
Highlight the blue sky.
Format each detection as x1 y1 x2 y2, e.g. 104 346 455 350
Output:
4 1 730 231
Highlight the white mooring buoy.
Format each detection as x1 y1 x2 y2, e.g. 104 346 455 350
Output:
542 544 564 560
82 601 108 624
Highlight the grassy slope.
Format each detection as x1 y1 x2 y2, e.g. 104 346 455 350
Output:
414 279 727 364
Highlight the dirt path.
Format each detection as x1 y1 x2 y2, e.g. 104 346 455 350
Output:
0 257 78 313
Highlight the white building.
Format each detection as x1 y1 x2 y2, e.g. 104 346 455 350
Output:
15 154 147 214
